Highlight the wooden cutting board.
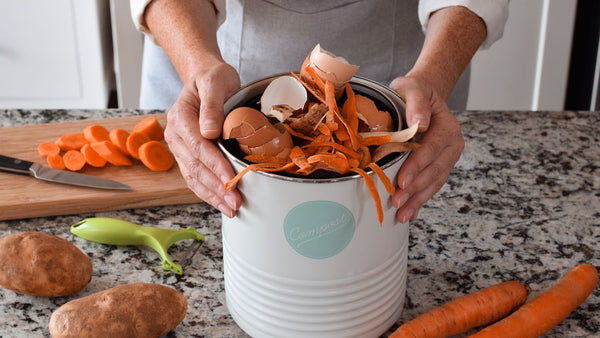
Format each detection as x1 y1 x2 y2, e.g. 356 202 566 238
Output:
0 114 202 221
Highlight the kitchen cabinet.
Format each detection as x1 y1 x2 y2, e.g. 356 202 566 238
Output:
0 0 113 109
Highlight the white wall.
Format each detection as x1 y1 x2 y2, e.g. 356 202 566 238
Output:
468 0 577 111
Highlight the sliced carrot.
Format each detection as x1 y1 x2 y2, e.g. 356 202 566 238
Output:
392 281 531 338
469 264 598 338
133 116 164 141
37 141 60 157
307 153 350 174
283 124 314 141
109 128 131 156
80 143 107 168
367 162 395 195
47 153 65 170
138 140 174 171
83 124 110 143
90 140 132 166
62 149 86 171
361 135 392 146
126 131 151 159
55 133 88 151
303 64 326 94
350 167 383 226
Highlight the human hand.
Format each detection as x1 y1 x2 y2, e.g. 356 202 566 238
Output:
388 75 464 223
164 62 242 217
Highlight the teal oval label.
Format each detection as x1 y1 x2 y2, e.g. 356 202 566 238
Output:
283 200 355 259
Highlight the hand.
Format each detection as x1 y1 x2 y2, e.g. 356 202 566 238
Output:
164 62 243 217
388 75 464 223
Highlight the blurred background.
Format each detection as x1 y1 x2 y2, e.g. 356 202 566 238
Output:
0 0 598 111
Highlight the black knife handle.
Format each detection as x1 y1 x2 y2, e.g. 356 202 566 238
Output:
0 154 34 175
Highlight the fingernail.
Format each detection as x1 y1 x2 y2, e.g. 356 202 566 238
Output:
202 119 219 133
224 192 237 210
395 192 410 209
402 209 414 224
402 174 413 190
218 204 233 218
411 114 427 127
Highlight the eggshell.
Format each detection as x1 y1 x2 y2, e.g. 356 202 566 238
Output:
237 125 283 147
223 107 271 139
307 44 359 88
248 130 293 159
355 94 394 132
261 75 307 121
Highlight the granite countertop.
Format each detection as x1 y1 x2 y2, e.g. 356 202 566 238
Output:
1 109 599 337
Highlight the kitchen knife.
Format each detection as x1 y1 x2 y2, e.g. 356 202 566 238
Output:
0 154 131 190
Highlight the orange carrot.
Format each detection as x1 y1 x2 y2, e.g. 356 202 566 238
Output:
90 140 132 166
367 162 395 195
225 162 297 191
83 124 110 143
55 133 88 151
80 143 107 168
350 167 384 225
469 264 598 338
391 281 531 338
47 153 65 170
37 141 60 157
303 64 326 94
361 135 392 146
62 149 86 171
138 140 174 171
109 128 131 155
126 131 151 159
133 116 164 141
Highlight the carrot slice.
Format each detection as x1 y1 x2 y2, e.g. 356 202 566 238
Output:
133 116 164 141
62 149 86 171
55 133 88 151
109 128 131 156
126 132 151 159
83 124 110 143
138 140 174 171
470 264 598 338
351 167 383 226
37 141 60 157
90 140 132 166
303 64 326 94
392 281 531 338
47 153 65 170
80 143 107 168
367 162 395 195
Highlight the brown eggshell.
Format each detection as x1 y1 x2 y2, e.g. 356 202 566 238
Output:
355 94 394 132
0 232 92 297
308 44 359 87
237 124 283 147
48 283 187 338
248 129 293 159
223 107 271 139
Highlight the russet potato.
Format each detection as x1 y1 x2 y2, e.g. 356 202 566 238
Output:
0 232 92 297
49 283 187 338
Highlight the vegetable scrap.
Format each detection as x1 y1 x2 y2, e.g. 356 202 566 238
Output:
222 44 420 225
37 116 174 172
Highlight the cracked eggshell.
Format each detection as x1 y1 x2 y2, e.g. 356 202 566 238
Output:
305 44 359 89
260 75 308 122
223 107 271 139
355 94 394 132
222 106 293 158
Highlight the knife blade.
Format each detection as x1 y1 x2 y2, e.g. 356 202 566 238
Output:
0 154 131 190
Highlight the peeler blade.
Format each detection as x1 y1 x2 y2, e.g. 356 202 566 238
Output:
180 239 204 268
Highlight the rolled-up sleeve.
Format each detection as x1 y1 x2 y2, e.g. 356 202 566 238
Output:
418 0 510 49
130 0 226 43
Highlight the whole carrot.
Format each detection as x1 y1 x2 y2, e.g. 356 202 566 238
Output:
469 263 598 338
390 281 530 338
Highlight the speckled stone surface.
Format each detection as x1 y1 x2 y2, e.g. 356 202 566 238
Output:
0 109 598 337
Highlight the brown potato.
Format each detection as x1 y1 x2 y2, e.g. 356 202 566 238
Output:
0 232 92 297
49 283 187 338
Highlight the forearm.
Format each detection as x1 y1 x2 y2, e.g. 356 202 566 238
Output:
144 0 224 84
407 6 487 100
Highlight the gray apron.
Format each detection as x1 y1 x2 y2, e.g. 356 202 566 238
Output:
139 0 469 110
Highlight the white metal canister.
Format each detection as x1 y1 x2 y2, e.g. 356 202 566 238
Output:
219 75 409 338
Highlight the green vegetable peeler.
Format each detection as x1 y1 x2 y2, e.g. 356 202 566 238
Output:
70 217 205 275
